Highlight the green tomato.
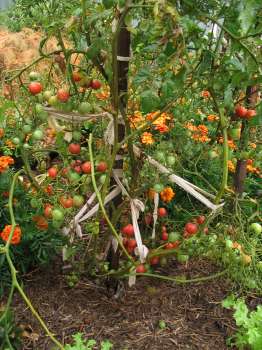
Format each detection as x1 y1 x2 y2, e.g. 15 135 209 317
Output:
52 220 63 228
168 232 180 243
257 261 262 271
72 130 82 141
153 183 164 193
38 111 48 122
32 129 44 140
177 254 189 263
155 151 165 162
225 239 233 249
73 195 85 207
35 103 44 114
208 150 219 159
29 71 41 81
23 143 31 150
67 171 81 183
167 155 176 166
23 124 32 133
250 223 262 234
43 90 53 101
12 137 20 145
48 96 58 106
78 102 92 115
99 174 107 184
52 208 64 221
30 198 39 208
158 320 166 330
37 93 44 103
228 128 241 140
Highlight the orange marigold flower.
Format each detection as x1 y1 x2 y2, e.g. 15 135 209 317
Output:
0 156 14 173
228 160 236 173
96 90 110 100
198 124 208 134
228 140 237 150
141 132 154 145
201 90 210 99
184 122 198 132
5 140 15 149
1 225 22 245
155 124 169 133
129 111 144 129
160 187 175 203
249 142 256 149
207 114 219 122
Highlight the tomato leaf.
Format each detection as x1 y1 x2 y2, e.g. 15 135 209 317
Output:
141 90 160 113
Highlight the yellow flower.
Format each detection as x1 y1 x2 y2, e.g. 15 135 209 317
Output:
228 160 236 173
141 132 154 145
160 187 175 203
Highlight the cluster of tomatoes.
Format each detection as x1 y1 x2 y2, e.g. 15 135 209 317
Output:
235 105 256 120
120 212 208 274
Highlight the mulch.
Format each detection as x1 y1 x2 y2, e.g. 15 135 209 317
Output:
11 259 239 350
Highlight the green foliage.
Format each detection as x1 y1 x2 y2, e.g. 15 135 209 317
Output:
223 295 262 349
65 333 113 350
0 307 22 350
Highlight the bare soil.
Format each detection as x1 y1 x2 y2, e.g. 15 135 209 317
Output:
13 259 238 350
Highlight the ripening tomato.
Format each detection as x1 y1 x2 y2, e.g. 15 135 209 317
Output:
158 207 167 217
60 196 73 208
136 264 146 273
57 89 70 102
235 105 247 118
161 225 167 233
73 195 85 207
74 165 82 174
196 215 205 225
72 72 82 82
164 242 174 249
91 79 102 90
28 82 42 95
121 224 134 237
161 231 169 241
122 237 128 247
184 222 198 235
96 161 108 172
81 161 92 174
128 239 137 249
150 256 160 265
48 167 58 178
245 109 256 119
44 204 53 218
68 143 81 154
203 227 209 235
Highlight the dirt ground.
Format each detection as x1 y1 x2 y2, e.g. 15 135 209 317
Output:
12 259 239 350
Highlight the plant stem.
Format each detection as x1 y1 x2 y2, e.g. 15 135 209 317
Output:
88 133 134 263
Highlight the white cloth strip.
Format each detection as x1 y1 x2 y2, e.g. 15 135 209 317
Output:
117 55 131 62
152 192 159 239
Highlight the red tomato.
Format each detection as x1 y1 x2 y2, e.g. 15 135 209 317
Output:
68 143 81 154
196 215 205 225
165 242 174 249
203 227 209 235
44 184 53 195
150 256 160 265
60 196 73 208
81 161 92 174
121 224 134 237
128 239 137 249
235 105 247 118
96 161 108 172
171 240 180 249
57 89 70 102
245 109 256 119
72 72 82 82
28 82 42 95
61 167 69 177
91 79 102 90
158 208 167 217
122 237 128 247
136 264 146 273
48 167 58 178
161 231 169 241
185 222 198 235
44 204 52 218
247 159 253 165
161 225 167 232
74 165 82 174
144 213 153 225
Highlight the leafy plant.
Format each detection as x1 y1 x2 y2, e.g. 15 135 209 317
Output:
65 333 113 350
0 307 22 350
222 295 262 350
